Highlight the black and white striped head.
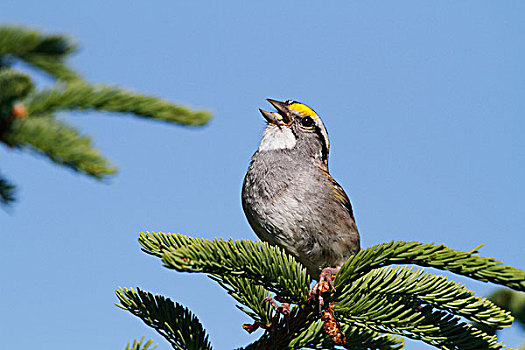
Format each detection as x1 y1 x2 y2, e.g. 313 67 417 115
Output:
257 99 330 167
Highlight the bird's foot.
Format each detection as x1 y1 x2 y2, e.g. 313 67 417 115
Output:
310 267 340 312
308 268 346 345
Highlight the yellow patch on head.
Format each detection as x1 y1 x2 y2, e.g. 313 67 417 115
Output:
289 102 318 117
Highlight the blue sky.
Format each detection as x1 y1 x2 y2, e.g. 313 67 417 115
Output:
1 2 524 349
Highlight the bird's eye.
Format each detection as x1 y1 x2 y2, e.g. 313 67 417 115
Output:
300 116 314 128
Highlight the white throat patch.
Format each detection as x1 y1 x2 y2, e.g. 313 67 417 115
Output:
258 125 297 151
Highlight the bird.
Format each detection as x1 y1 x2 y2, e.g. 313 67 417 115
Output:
242 99 360 280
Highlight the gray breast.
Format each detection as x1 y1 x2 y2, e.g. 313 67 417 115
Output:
242 149 360 276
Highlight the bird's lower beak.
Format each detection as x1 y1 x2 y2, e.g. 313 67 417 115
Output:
259 99 292 125
259 109 282 124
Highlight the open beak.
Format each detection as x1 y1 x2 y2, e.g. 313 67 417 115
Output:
258 108 280 124
259 99 292 125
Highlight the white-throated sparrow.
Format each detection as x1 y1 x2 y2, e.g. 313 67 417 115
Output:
242 99 360 278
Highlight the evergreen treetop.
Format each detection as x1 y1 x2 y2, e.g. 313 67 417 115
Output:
117 231 525 349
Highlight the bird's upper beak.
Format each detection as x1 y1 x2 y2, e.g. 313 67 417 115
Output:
259 99 292 125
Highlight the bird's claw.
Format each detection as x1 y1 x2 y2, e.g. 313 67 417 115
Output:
310 267 340 312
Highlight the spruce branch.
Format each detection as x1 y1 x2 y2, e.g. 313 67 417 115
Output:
22 55 81 81
126 336 158 350
0 25 80 80
336 292 507 350
116 287 213 350
139 231 310 301
3 116 116 178
140 231 277 322
0 25 212 205
0 26 77 57
0 69 33 107
161 239 310 301
25 82 212 126
335 241 525 293
209 274 274 326
0 70 33 138
335 267 513 330
139 231 198 257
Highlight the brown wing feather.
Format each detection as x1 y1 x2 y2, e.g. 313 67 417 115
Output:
318 166 356 222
